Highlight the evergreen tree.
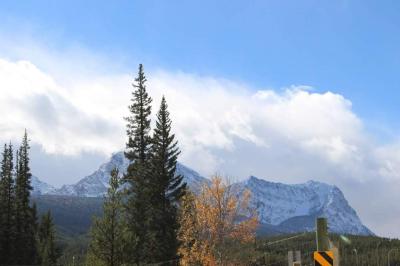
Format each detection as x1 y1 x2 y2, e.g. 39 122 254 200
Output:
15 131 39 264
124 64 153 264
38 210 57 266
147 96 187 263
88 168 125 266
0 144 15 264
125 63 152 164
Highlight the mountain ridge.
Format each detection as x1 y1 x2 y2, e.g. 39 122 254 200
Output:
235 176 372 235
32 151 373 236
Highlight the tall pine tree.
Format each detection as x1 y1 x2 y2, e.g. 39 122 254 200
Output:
124 64 153 264
15 131 39 264
87 168 125 266
0 144 15 265
147 96 187 263
125 63 152 164
38 210 57 266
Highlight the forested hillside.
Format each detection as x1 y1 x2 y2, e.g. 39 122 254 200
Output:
33 195 103 236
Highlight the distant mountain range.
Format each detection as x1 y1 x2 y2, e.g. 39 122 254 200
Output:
32 152 373 236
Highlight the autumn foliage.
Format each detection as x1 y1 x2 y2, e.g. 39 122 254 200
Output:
178 176 258 265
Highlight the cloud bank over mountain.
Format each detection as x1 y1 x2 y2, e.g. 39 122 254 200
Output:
0 47 399 237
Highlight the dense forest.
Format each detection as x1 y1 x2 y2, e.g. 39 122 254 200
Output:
1 64 400 265
0 132 57 265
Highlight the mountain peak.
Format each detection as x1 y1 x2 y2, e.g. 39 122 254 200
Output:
236 176 372 235
31 175 56 195
32 152 373 236
50 151 207 197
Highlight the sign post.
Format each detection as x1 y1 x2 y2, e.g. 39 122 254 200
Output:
314 251 334 266
314 218 335 266
316 218 329 251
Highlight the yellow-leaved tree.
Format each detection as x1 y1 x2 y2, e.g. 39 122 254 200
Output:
178 175 258 265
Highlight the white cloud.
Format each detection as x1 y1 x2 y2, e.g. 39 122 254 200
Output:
0 53 400 237
0 59 125 155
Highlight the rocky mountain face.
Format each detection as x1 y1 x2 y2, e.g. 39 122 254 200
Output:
234 176 373 235
32 175 57 195
54 152 130 197
32 152 373 236
52 152 207 197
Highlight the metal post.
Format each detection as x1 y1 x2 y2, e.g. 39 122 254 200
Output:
316 217 329 251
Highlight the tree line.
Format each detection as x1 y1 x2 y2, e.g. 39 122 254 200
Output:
86 64 259 266
251 233 400 266
0 132 57 265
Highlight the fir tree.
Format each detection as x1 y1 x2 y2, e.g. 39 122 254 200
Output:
0 143 15 264
124 64 153 264
125 63 152 163
38 210 57 266
147 96 187 263
15 131 39 264
88 168 125 266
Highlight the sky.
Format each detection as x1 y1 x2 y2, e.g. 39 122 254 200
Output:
0 0 400 237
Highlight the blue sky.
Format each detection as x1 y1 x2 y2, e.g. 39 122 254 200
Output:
1 1 400 237
1 0 400 138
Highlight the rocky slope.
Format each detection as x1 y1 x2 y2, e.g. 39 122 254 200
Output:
53 151 207 197
234 176 373 235
31 175 57 195
32 152 373 235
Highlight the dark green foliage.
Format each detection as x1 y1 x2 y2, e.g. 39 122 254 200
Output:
14 131 39 264
147 96 187 263
56 234 89 266
123 64 153 264
152 96 186 203
0 143 15 264
125 63 153 163
122 65 187 264
33 195 103 236
39 211 57 266
88 168 125 266
0 133 43 264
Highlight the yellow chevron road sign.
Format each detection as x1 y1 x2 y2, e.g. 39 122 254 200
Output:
314 251 334 266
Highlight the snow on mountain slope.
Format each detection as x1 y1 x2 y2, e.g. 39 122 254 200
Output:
234 176 373 235
54 152 129 197
34 152 372 235
53 151 207 197
31 175 56 195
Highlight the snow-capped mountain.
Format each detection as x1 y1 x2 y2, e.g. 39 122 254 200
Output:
54 152 130 197
31 175 56 195
234 176 373 235
31 152 373 235
52 151 207 197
